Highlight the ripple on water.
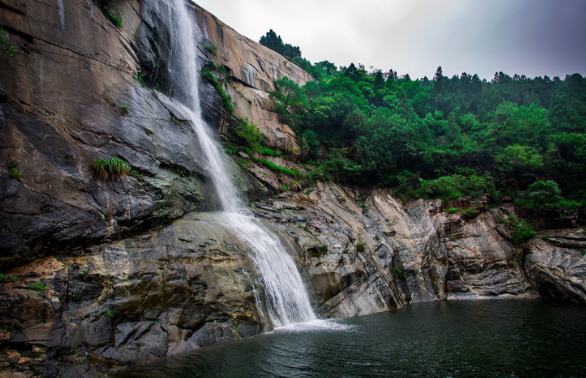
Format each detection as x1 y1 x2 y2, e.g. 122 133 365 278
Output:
122 301 586 378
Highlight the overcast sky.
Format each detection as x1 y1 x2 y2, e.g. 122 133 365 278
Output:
195 0 586 81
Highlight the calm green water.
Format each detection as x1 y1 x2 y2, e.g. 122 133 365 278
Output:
123 301 586 377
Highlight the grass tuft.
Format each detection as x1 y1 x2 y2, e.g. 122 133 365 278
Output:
93 157 130 180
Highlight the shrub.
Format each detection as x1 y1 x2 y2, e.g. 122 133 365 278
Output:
504 215 536 245
305 189 311 195
120 103 129 115
0 273 19 283
28 282 47 291
447 208 458 214
93 157 130 180
397 173 496 201
7 161 20 179
393 266 408 280
204 44 218 57
105 309 115 317
133 73 147 88
316 245 328 256
234 117 264 152
29 347 45 359
356 243 365 252
253 158 297 177
260 147 282 157
0 28 17 59
202 71 234 113
460 207 477 216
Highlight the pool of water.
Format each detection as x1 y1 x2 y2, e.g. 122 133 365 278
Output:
122 301 586 377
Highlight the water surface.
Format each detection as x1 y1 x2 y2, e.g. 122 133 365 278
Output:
123 301 586 377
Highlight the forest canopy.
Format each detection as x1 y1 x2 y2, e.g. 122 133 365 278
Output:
259 31 586 210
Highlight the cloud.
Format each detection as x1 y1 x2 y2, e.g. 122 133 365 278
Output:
197 0 586 80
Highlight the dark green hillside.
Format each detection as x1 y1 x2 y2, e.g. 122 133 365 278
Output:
260 31 586 210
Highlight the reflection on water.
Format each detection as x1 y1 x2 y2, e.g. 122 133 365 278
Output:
122 301 586 377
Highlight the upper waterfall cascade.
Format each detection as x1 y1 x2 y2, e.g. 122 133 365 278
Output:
166 0 316 327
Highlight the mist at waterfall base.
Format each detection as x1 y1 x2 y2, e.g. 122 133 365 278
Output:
122 301 586 377
166 0 317 328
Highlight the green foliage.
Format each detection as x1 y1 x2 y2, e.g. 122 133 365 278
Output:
204 44 219 57
304 189 311 195
460 207 477 216
356 243 365 252
507 260 518 267
0 273 19 283
315 245 328 257
447 208 458 214
252 35 586 206
93 157 130 180
397 172 495 201
102 0 123 28
253 158 297 177
120 103 129 115
28 282 47 292
234 117 264 152
202 71 234 113
259 29 301 59
7 161 20 179
259 147 282 157
171 114 186 125
105 309 115 317
504 215 536 245
495 144 543 175
393 266 408 280
0 28 17 59
29 347 46 359
133 73 147 88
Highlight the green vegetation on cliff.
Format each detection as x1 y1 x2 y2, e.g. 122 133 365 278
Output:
259 33 586 209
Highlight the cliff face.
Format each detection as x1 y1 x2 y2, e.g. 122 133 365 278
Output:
1 0 585 376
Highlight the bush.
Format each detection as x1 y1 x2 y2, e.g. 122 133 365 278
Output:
120 103 129 115
28 282 47 291
93 157 130 180
317 245 328 256
460 207 477 216
447 208 458 214
0 273 19 283
260 147 282 157
105 309 115 317
0 28 17 59
397 173 496 201
234 117 264 152
356 243 365 252
202 71 234 113
204 44 218 57
7 161 20 179
253 158 297 177
504 215 536 245
393 266 408 280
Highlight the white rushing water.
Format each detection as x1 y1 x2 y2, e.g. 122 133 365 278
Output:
166 0 316 327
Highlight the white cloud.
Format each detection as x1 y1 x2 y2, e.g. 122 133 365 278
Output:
196 0 586 80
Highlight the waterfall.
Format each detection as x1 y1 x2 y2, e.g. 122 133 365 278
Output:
165 0 316 327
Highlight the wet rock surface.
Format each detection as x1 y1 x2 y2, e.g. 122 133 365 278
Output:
525 230 586 304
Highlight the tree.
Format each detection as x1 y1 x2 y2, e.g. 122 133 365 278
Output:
259 29 301 59
495 144 544 176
